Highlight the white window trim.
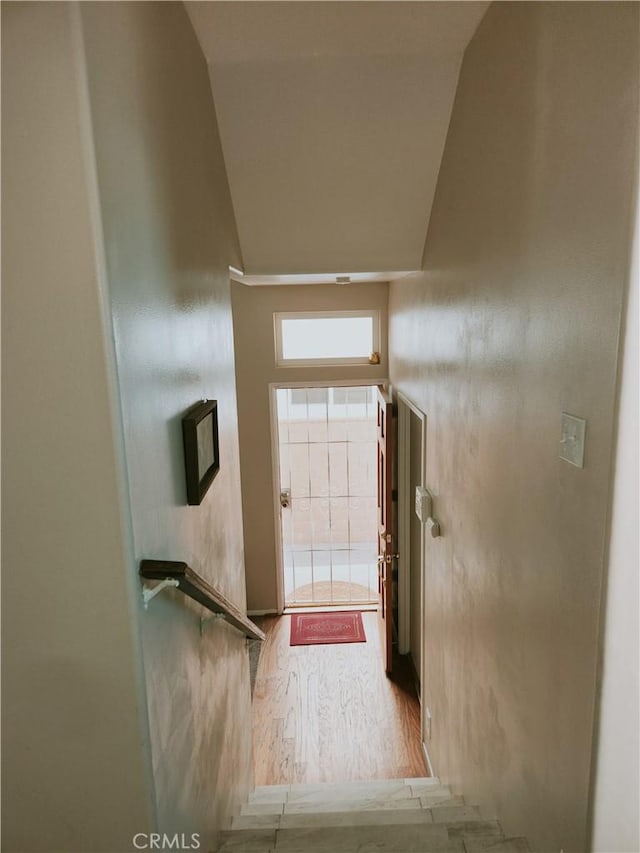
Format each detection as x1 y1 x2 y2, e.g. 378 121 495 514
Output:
273 309 381 368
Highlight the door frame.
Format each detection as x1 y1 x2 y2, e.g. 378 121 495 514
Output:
397 393 426 656
397 392 432 772
376 385 395 675
269 378 389 614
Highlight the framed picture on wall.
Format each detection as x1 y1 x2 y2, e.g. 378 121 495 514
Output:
182 399 220 505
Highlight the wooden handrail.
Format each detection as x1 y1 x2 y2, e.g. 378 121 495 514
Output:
139 559 265 641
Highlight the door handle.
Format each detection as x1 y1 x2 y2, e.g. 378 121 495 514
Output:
280 489 291 509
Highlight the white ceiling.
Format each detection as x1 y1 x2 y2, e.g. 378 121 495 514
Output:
187 1 489 279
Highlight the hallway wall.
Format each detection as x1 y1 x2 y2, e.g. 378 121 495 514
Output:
388 4 638 852
2 4 154 850
231 282 388 612
591 155 639 852
80 2 252 847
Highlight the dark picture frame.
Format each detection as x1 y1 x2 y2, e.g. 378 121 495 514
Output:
182 399 220 505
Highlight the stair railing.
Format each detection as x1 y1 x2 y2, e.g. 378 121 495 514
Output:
139 559 265 641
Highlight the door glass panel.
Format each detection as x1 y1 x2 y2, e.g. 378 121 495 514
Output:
310 497 331 550
328 442 348 496
277 386 378 606
290 444 310 498
309 442 330 497
329 497 349 548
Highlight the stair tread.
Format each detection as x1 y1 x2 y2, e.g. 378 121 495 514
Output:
218 821 506 852
248 785 451 808
286 782 415 805
431 806 481 824
421 795 465 808
286 777 438 793
235 808 438 830
233 813 282 830
447 820 503 838
243 796 436 816
242 802 286 815
232 779 531 853
274 823 466 852
250 777 440 802
284 796 425 814
411 783 455 796
234 799 466 830
215 828 275 852
242 792 457 816
463 836 530 852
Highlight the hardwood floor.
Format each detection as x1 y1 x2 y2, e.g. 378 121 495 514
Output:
252 611 428 785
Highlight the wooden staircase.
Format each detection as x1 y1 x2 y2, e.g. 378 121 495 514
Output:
214 777 531 852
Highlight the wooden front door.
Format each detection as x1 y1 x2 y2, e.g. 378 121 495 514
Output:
377 386 395 675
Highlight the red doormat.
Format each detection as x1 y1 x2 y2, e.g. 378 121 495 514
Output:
290 611 366 646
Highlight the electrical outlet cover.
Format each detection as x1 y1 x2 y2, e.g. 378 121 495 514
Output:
559 413 586 468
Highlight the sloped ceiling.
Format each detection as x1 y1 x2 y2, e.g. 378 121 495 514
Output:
186 2 489 278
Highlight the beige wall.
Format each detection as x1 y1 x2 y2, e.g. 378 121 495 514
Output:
591 156 639 851
388 4 638 852
231 282 388 611
1 4 154 850
79 2 253 847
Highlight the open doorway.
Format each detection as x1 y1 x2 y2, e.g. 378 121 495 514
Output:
273 385 379 608
253 382 427 786
397 393 432 774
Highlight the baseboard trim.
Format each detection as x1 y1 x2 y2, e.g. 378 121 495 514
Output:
422 740 435 779
408 653 421 697
247 608 278 616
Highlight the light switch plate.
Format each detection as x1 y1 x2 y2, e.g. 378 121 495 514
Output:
425 706 432 740
415 486 432 522
559 413 586 468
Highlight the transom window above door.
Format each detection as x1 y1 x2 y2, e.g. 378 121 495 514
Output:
274 310 380 367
